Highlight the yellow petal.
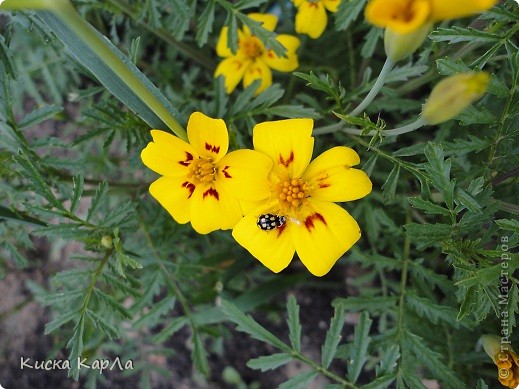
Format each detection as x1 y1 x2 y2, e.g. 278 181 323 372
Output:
190 182 242 234
263 35 300 72
141 130 197 177
253 119 314 179
292 199 361 276
215 56 252 94
232 211 295 273
429 0 497 21
323 0 341 13
148 176 194 224
216 149 273 201
247 13 278 32
187 112 229 161
365 0 431 34
216 26 232 58
303 147 372 202
242 59 273 94
295 1 328 39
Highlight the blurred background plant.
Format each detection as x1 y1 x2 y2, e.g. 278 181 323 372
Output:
0 0 518 388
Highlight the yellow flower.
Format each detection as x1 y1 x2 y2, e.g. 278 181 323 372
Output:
214 13 300 95
421 71 489 125
293 0 342 39
141 112 273 234
232 119 372 276
365 0 497 61
365 0 497 34
481 335 519 389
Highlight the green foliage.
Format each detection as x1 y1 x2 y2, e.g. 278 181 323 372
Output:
0 0 518 387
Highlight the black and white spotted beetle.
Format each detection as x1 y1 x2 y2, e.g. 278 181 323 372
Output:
257 214 286 231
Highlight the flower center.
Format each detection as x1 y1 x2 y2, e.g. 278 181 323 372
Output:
240 36 263 58
276 178 311 214
187 157 216 185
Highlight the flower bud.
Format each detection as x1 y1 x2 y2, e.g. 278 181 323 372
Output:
480 335 519 389
101 235 113 249
384 22 432 62
422 72 489 125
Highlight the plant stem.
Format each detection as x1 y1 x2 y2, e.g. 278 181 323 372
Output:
1 0 188 141
313 117 427 137
349 57 395 117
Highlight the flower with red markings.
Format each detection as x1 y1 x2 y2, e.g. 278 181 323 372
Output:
214 13 300 95
141 112 273 234
232 118 372 276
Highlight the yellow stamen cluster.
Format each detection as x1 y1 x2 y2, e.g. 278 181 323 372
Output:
495 351 519 388
187 158 216 184
277 178 311 211
240 36 263 58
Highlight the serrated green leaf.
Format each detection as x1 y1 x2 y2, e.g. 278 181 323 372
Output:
408 197 451 216
361 373 397 389
457 106 496 126
152 317 188 344
18 105 63 130
45 310 79 334
430 27 500 44
193 332 210 376
424 142 455 209
496 219 519 233
475 379 489 389
436 58 471 76
246 353 293 372
196 1 215 46
386 64 429 83
0 35 17 79
455 188 482 213
93 289 132 319
322 304 345 369
43 289 84 305
278 370 319 389
70 173 84 214
381 164 400 203
406 293 470 328
15 151 66 211
348 311 372 383
87 181 108 222
133 297 176 328
235 0 268 9
378 345 400 376
236 14 286 57
0 205 48 226
403 331 467 389
86 309 119 339
400 367 428 389
335 0 366 31
361 27 382 59
221 300 291 352
287 295 302 352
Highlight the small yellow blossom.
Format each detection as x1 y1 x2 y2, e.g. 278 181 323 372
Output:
481 335 519 388
232 119 372 276
292 0 342 39
365 0 497 61
422 72 489 125
215 13 300 95
141 112 272 234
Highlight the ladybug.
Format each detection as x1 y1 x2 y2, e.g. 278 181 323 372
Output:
257 214 286 231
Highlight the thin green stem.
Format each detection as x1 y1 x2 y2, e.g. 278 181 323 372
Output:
292 351 359 388
80 249 113 313
349 58 395 117
313 117 427 137
1 0 188 141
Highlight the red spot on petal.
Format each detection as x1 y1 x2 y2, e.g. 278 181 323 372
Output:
182 181 195 198
319 183 330 189
179 151 194 167
221 166 232 178
267 51 275 59
203 188 220 200
279 151 295 168
276 224 286 237
304 213 327 231
309 2 318 7
205 143 220 154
